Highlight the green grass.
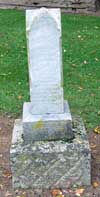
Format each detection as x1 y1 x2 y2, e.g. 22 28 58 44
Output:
62 14 100 129
0 10 100 130
0 10 29 115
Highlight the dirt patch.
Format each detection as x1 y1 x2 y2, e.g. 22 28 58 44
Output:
0 114 100 196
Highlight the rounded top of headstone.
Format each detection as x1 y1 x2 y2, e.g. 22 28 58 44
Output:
26 8 61 32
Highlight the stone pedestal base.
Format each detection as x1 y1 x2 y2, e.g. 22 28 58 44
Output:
22 101 73 143
10 117 91 189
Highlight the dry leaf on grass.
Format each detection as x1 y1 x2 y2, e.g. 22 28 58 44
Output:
78 86 83 91
17 95 23 100
94 126 100 134
83 60 88 64
93 181 99 188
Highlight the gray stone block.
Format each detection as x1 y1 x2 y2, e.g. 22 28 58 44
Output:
22 101 73 143
10 117 91 189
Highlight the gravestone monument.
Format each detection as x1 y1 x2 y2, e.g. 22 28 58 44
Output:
10 8 91 189
23 8 74 143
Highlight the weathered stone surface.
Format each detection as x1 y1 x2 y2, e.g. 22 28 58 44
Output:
0 0 97 13
10 117 91 189
26 8 64 115
23 8 73 141
23 101 73 143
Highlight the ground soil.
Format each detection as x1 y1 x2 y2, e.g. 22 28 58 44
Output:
0 114 100 197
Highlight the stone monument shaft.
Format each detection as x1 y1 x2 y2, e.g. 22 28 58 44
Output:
23 8 73 142
26 9 64 115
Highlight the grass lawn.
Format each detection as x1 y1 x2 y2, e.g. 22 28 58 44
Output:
0 10 100 130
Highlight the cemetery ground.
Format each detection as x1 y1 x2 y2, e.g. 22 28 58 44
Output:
0 10 100 196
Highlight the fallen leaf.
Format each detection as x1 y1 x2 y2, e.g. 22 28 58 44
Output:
95 58 99 61
78 35 81 38
17 95 23 100
22 192 26 195
83 60 88 64
75 188 85 196
78 86 83 91
3 170 12 179
56 195 64 197
51 189 62 196
16 195 26 197
16 196 25 197
94 126 100 134
75 194 81 197
90 144 96 149
76 139 82 144
93 181 99 188
72 63 76 67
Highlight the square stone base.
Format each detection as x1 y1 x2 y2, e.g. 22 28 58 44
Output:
10 117 91 189
22 101 73 143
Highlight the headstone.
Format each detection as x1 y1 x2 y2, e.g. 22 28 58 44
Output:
10 8 91 189
23 8 74 142
26 9 63 115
